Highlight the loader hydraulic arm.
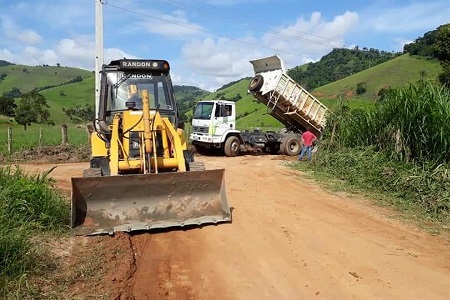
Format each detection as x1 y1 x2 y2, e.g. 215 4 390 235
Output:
141 90 153 155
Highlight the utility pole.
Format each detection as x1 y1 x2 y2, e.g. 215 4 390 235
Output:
95 0 104 129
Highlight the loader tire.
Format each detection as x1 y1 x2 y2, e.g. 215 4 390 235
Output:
224 136 240 157
188 161 206 172
281 136 302 156
82 168 102 177
248 75 264 92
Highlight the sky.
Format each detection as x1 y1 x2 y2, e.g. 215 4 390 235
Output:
0 0 449 92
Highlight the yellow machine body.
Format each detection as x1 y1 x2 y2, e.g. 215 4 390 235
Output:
71 59 231 235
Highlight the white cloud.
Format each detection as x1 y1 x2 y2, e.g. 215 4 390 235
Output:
361 1 450 33
0 49 14 61
179 10 359 91
135 9 204 38
16 30 42 44
1 16 42 46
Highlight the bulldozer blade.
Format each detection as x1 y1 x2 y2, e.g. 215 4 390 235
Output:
71 169 231 235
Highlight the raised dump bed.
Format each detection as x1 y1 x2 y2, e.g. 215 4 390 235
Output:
249 55 328 137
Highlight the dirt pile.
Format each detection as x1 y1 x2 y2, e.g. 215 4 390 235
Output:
0 144 90 164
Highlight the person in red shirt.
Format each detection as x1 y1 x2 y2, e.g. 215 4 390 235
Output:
298 127 317 161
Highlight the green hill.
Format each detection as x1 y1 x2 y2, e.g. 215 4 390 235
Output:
287 48 400 90
39 77 95 124
0 64 93 94
314 54 441 100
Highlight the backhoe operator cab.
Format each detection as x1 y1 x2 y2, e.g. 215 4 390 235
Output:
98 59 180 131
90 59 185 176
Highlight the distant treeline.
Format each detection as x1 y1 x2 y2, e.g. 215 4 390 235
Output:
403 24 447 57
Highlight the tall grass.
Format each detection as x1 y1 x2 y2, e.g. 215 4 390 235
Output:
0 165 70 296
303 81 450 227
299 147 450 222
327 81 450 163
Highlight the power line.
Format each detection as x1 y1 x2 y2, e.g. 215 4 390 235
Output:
186 0 347 47
153 0 343 48
103 2 328 59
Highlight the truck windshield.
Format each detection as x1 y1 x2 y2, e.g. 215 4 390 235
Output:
107 72 175 112
193 102 214 120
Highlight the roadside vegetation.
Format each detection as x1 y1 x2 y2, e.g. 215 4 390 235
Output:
294 81 450 231
294 23 450 231
0 166 70 298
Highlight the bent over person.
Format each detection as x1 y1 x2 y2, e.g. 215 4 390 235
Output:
298 128 317 161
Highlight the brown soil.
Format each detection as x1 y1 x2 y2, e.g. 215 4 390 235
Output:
19 154 450 299
0 144 89 164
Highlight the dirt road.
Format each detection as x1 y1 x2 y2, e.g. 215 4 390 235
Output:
22 155 450 299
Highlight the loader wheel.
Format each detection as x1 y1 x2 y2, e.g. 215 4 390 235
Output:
281 136 302 156
188 161 206 172
82 168 102 177
248 75 264 92
224 136 240 157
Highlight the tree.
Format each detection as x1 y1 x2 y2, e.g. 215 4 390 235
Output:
14 91 52 130
434 23 450 87
356 82 367 94
0 95 16 116
62 104 94 123
3 87 22 98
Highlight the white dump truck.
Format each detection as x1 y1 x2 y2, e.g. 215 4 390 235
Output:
248 55 328 138
189 55 329 157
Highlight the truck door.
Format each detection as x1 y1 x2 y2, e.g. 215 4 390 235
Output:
213 103 234 135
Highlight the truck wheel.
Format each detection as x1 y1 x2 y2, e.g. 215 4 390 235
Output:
248 75 264 92
224 136 240 157
281 136 302 156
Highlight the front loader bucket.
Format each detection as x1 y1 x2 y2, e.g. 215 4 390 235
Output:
71 169 231 235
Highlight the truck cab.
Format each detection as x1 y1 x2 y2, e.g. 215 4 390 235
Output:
190 100 242 156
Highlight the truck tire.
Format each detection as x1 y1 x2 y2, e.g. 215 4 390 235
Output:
224 136 240 157
281 136 302 156
248 75 264 92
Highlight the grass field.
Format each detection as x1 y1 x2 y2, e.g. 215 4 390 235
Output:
0 124 89 154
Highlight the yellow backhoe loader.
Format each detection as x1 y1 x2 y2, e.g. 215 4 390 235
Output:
71 59 231 235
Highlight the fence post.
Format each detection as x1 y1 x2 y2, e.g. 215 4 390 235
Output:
61 124 68 145
38 127 43 155
7 126 12 155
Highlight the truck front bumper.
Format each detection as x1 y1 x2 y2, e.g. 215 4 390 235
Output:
190 133 223 147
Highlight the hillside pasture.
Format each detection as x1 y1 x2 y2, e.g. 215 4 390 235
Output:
0 64 93 94
40 77 95 124
314 55 441 100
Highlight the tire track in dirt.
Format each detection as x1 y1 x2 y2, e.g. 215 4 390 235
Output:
18 155 450 299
